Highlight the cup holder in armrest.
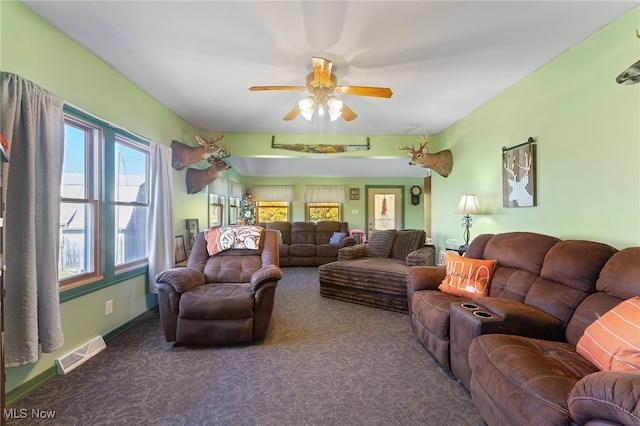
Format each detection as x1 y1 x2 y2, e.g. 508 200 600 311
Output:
461 303 479 310
473 311 494 319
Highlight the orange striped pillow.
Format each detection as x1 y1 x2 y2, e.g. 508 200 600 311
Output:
576 297 640 371
438 253 497 298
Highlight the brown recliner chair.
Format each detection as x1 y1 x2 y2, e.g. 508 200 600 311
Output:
155 228 282 344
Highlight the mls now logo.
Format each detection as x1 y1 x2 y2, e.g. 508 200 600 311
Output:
4 408 56 419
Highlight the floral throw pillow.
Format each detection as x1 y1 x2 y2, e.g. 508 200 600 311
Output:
206 225 264 255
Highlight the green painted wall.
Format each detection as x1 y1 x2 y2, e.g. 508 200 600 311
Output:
0 1 203 395
241 175 425 230
430 6 640 252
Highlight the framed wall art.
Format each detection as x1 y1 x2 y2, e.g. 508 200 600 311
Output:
502 138 537 207
175 235 187 265
185 218 199 250
349 188 360 200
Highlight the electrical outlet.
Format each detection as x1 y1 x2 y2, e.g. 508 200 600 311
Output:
105 299 113 316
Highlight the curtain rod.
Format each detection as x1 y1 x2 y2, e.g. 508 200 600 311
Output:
502 137 536 152
64 101 156 146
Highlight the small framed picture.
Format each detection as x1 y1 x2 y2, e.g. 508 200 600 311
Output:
185 219 200 250
349 188 360 200
175 235 187 265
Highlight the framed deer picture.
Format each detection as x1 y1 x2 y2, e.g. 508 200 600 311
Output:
502 143 536 207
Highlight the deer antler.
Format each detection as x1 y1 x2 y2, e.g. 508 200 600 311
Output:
197 132 224 146
518 151 531 173
399 142 417 153
217 145 231 158
416 134 430 152
503 155 517 180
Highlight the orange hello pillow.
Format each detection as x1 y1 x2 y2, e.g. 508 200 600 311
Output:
576 297 640 372
438 253 497 298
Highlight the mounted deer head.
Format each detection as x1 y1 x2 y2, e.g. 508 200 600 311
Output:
399 134 454 178
616 29 640 85
171 133 225 170
185 150 232 194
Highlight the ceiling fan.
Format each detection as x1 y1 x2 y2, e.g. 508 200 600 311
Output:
249 57 393 122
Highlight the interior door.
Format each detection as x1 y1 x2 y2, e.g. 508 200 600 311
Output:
366 186 403 236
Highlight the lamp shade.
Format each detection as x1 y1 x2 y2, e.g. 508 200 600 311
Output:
455 194 481 215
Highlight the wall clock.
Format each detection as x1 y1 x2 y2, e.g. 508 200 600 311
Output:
410 185 421 205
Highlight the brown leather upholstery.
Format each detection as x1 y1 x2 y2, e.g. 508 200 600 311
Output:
259 221 353 266
155 229 282 345
408 232 618 384
468 247 640 426
452 239 617 389
408 232 560 371
315 220 350 265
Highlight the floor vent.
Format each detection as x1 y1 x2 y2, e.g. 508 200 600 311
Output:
55 335 106 375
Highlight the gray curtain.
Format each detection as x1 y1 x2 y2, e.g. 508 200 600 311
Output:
147 143 174 293
1 72 65 367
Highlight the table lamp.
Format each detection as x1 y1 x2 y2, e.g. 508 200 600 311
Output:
455 194 481 247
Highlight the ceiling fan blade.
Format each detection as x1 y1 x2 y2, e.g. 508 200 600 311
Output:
283 105 300 121
341 103 358 121
249 85 306 92
335 85 393 98
312 57 333 85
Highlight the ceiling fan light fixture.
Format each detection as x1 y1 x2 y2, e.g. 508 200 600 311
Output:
327 96 343 121
298 97 315 121
251 57 391 123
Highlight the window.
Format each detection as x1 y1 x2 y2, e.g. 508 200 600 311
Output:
308 202 340 222
209 194 226 227
257 201 289 223
59 117 100 284
59 106 150 291
114 136 149 268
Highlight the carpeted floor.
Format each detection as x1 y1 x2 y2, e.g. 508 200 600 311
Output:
7 267 484 426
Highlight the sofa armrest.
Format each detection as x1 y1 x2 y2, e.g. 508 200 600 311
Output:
338 243 368 261
407 266 446 292
568 371 640 426
406 245 436 266
250 264 283 292
471 297 565 341
339 236 357 248
155 268 205 293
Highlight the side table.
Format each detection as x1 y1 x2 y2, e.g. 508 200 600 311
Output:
446 245 468 256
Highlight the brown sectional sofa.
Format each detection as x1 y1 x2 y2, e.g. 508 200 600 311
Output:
469 247 640 426
319 229 436 313
258 220 354 266
407 231 640 426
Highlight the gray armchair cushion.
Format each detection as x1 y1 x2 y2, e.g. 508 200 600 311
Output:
391 229 426 260
366 229 396 258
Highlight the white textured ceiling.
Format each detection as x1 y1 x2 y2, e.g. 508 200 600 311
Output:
22 1 638 177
